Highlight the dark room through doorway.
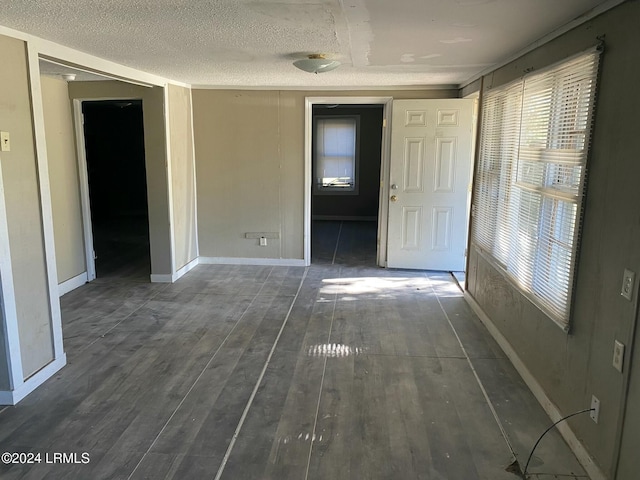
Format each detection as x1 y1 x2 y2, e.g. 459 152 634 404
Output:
82 99 150 280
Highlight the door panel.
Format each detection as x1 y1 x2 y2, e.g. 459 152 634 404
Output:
401 206 422 250
387 99 474 270
434 137 456 192
403 138 425 192
431 206 452 251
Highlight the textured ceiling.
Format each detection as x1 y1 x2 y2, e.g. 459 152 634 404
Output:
1 0 610 88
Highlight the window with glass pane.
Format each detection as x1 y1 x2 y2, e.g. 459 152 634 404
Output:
314 116 359 193
472 48 601 329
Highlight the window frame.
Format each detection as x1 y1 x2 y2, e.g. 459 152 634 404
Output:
312 114 361 196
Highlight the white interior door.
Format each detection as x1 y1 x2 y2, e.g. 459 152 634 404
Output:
387 99 474 271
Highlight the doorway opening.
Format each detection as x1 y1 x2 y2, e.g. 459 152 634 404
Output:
311 104 384 266
81 99 151 281
304 97 393 267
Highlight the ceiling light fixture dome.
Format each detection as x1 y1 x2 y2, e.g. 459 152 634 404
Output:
293 54 341 74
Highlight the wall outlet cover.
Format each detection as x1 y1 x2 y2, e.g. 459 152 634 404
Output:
613 340 625 373
590 395 600 423
621 269 635 301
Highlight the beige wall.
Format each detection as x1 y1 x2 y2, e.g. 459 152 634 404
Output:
0 35 55 378
192 88 458 259
68 81 173 276
466 2 640 478
40 75 86 284
167 84 198 270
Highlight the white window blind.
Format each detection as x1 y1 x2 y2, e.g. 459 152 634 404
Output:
315 117 358 191
472 48 601 329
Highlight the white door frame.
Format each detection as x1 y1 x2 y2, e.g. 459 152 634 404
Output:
304 96 393 267
72 97 142 281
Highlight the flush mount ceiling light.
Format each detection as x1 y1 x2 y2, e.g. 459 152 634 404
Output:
61 73 76 81
293 54 341 74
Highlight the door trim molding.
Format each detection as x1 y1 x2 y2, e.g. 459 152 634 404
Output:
72 98 96 282
303 96 393 267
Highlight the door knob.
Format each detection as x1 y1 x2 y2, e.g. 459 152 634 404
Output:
390 195 398 202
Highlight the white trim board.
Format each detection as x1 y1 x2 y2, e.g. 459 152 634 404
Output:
150 274 174 283
58 272 88 297
149 256 305 283
26 44 66 364
463 291 607 480
199 257 306 267
150 257 199 283
163 86 178 277
174 257 199 281
188 87 200 259
72 99 96 282
0 153 24 391
0 355 67 406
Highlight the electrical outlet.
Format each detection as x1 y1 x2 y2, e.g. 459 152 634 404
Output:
613 340 625 373
259 237 267 246
590 395 600 423
621 269 635 301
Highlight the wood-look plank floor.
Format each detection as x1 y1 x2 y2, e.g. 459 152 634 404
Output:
0 221 587 479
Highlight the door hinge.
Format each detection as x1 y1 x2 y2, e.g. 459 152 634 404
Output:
382 118 387 127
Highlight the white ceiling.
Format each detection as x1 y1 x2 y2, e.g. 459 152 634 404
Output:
2 0 612 88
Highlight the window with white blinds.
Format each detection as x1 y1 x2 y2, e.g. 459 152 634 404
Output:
314 116 359 193
472 48 601 329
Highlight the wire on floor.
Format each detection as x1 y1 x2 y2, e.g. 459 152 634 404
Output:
520 408 595 479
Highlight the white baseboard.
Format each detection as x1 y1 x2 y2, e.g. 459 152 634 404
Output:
151 257 305 282
198 257 306 267
173 257 199 282
463 292 606 480
58 272 88 296
0 354 67 406
149 258 199 283
150 273 173 283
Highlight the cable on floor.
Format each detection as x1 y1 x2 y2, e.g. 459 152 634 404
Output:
521 408 594 479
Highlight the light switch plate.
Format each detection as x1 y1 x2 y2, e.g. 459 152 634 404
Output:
621 269 635 301
0 131 10 152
